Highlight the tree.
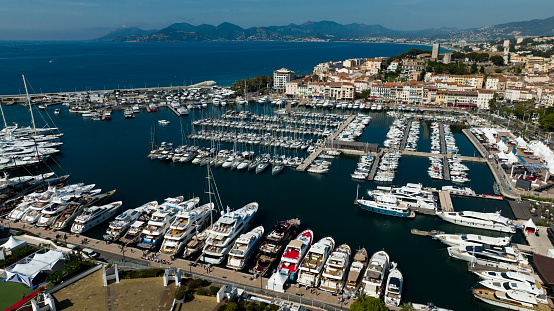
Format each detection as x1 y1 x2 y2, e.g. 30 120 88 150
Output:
470 63 478 74
490 55 504 66
359 89 371 100
400 303 416 311
224 302 239 311
350 296 388 311
539 113 554 132
479 65 485 74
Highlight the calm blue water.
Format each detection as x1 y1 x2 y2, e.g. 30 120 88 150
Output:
0 41 433 95
0 41 508 310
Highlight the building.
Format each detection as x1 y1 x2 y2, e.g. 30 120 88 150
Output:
273 68 296 92
443 53 452 64
431 43 440 60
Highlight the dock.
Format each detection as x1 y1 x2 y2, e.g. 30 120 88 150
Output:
438 190 455 212
445 190 504 200
401 150 485 163
443 155 451 181
296 114 356 172
399 121 412 150
439 123 446 154
167 104 186 116
367 150 383 181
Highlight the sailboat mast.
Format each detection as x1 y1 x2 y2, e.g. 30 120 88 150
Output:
0 102 7 129
22 75 37 134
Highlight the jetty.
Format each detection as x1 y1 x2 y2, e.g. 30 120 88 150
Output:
399 121 412 150
367 150 384 181
438 190 455 212
443 155 451 181
401 150 485 163
439 124 446 154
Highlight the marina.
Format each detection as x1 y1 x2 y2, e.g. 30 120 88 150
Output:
0 97 550 311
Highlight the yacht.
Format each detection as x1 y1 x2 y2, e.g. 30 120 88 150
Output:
442 185 475 196
345 248 369 295
200 202 258 264
297 237 335 288
436 211 516 233
319 244 351 293
159 202 213 256
137 197 186 249
50 190 116 230
474 271 540 288
103 206 147 241
384 266 403 307
472 288 548 311
356 193 415 218
277 229 314 281
479 279 546 301
250 217 301 276
447 244 531 273
362 250 390 298
434 233 511 247
226 225 265 270
124 108 134 119
70 201 123 234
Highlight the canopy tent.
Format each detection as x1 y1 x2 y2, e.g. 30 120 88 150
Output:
266 271 288 293
497 152 519 165
523 218 537 233
528 140 554 174
515 137 528 149
4 250 65 287
0 236 27 251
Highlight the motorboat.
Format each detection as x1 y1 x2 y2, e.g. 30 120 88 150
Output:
474 271 540 288
472 288 548 311
226 225 264 270
434 233 511 247
136 196 186 249
297 237 335 288
478 279 546 301
158 120 170 126
345 247 369 295
436 211 516 233
277 229 313 281
124 108 135 119
103 205 147 241
50 190 116 230
447 244 531 273
249 217 301 276
319 244 351 293
362 250 389 298
384 266 403 307
200 202 258 264
70 201 123 234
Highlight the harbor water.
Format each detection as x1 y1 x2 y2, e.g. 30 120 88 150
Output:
3 103 522 311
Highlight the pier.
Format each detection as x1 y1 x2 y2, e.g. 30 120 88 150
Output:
443 155 451 181
399 121 412 150
367 150 384 181
401 150 485 163
438 190 455 212
439 123 446 154
167 104 186 116
296 114 356 172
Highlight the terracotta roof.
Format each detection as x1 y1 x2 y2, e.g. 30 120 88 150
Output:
533 253 554 287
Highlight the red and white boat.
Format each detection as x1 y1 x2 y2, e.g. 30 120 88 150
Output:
277 229 313 281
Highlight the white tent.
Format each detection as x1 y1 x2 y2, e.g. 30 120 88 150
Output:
5 250 65 287
0 236 27 251
266 272 288 293
523 218 537 233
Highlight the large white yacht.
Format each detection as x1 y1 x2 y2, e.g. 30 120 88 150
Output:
474 271 539 287
137 196 186 249
448 244 531 273
70 201 123 234
472 288 548 311
200 202 258 264
357 193 415 218
36 189 102 227
434 233 511 247
103 205 147 241
226 225 265 270
159 202 213 256
362 250 390 298
297 237 335 288
436 211 516 233
479 279 546 302
384 266 403 307
319 244 351 293
370 183 437 212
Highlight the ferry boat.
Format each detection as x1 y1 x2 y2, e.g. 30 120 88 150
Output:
436 211 516 233
70 201 123 234
103 206 146 241
384 266 403 307
434 233 511 247
319 244 351 293
159 202 213 256
226 225 264 270
362 250 390 298
356 193 415 218
277 229 313 281
447 244 531 273
345 247 369 295
200 202 258 264
249 217 301 276
297 237 335 288
472 288 549 311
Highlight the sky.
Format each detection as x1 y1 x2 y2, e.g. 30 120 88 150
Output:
1 0 554 40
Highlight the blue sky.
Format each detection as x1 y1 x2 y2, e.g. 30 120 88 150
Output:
1 0 554 40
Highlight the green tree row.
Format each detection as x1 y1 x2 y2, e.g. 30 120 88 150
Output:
230 75 274 96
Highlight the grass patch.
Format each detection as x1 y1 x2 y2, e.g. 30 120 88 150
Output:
119 268 164 279
0 281 34 311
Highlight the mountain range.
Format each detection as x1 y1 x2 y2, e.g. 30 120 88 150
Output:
98 16 554 42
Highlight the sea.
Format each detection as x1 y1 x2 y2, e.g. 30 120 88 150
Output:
1 41 518 310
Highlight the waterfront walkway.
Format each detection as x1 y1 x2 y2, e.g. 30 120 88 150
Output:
401 150 485 163
443 155 451 181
